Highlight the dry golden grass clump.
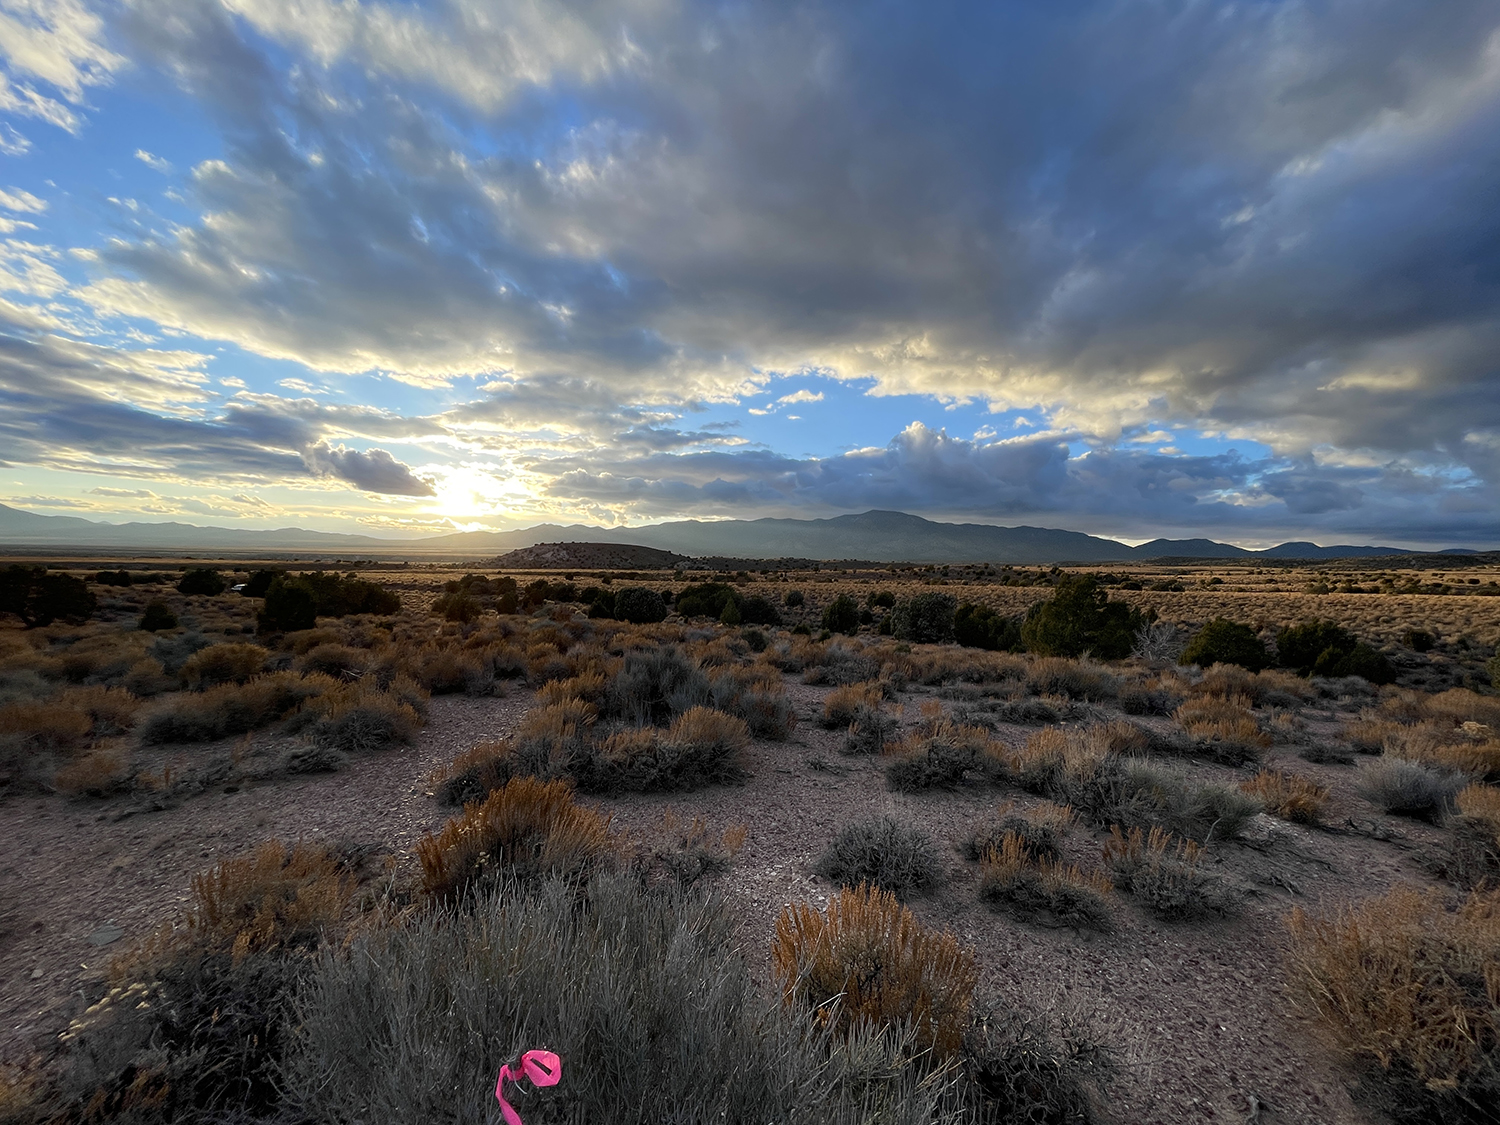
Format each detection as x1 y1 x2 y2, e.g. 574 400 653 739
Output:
179 642 269 689
139 671 335 744
1101 825 1239 920
534 667 609 707
1175 694 1271 764
1287 886 1500 1113
819 680 886 728
965 799 1075 863
0 697 94 752
53 746 130 796
416 776 614 900
184 840 353 959
1239 770 1330 824
1024 656 1118 700
1381 723 1500 780
1189 664 1312 705
772 882 978 1057
1457 783 1500 842
978 832 1114 932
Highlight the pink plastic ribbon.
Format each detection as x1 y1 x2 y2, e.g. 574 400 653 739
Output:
494 1049 561 1125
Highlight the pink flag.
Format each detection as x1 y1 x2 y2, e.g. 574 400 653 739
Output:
494 1050 562 1125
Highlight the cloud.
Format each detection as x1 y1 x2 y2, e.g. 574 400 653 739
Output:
0 0 1489 545
0 0 124 131
301 441 435 496
134 149 172 173
0 186 44 212
0 299 443 496
88 486 158 498
533 421 1498 547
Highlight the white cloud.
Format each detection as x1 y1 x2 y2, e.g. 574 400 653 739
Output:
134 148 171 173
0 0 124 132
777 389 824 404
0 185 45 212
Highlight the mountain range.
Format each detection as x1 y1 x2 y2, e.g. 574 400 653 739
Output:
0 502 1470 563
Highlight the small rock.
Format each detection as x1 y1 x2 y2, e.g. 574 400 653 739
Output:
87 923 124 946
31 968 43 979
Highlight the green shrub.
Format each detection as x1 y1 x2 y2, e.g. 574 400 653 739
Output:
614 585 668 624
675 582 741 619
431 591 481 623
1179 618 1270 671
258 572 399 633
0 565 96 628
890 592 957 644
1277 619 1395 684
241 568 282 598
815 815 941 897
821 594 860 634
442 573 519 613
869 590 896 609
740 595 782 626
138 599 179 632
784 589 805 608
94 569 134 587
954 602 1021 651
177 568 227 596
1019 576 1144 659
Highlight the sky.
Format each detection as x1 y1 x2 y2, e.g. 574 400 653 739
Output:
0 0 1498 549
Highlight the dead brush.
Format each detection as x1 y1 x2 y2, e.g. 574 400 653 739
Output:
139 672 333 744
772 882 978 1057
644 809 748 887
965 800 1075 863
182 840 353 959
1239 770 1329 824
63 684 141 736
1378 722 1500 780
1174 693 1270 765
819 680 886 728
303 682 422 755
0 698 93 752
1286 885 1500 1118
978 833 1113 932
53 745 131 797
884 720 994 791
1024 656 1119 700
179 642 269 689
534 668 609 707
1102 825 1239 920
1448 784 1500 891
416 776 614 900
433 739 525 805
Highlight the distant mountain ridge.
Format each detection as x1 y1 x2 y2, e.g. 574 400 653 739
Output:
0 502 1461 563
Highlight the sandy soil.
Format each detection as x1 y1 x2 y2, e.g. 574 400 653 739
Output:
0 680 1458 1125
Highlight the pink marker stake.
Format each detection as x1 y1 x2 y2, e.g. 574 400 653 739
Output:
494 1049 562 1125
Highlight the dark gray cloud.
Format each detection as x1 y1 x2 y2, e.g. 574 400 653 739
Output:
302 442 435 496
0 304 438 495
534 422 1499 547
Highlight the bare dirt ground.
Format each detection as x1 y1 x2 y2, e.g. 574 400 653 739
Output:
1 671 1459 1125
